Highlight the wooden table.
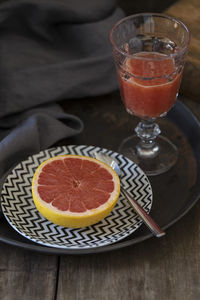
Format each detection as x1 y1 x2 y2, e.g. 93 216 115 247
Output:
0 91 200 300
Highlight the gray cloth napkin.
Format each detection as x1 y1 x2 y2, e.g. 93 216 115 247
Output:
0 104 84 189
0 0 124 116
0 0 124 193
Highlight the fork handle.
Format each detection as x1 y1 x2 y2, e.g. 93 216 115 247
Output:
120 186 165 237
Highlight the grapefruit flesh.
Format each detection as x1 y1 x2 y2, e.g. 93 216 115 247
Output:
32 155 120 228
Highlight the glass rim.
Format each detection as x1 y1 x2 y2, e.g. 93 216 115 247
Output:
109 12 190 61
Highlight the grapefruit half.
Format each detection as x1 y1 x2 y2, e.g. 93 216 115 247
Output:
32 155 120 228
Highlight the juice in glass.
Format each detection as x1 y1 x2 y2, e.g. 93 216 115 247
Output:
118 52 182 118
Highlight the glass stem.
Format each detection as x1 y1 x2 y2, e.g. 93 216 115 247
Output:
135 119 161 158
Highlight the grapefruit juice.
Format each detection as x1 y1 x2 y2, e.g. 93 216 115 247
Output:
118 52 182 118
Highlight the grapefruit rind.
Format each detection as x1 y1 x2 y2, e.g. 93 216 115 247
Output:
32 155 120 228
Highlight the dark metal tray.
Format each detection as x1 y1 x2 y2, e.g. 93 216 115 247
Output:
0 99 200 255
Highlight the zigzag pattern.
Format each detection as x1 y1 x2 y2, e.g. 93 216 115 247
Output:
1 145 153 249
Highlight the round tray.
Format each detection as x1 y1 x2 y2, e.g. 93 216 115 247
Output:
0 100 200 254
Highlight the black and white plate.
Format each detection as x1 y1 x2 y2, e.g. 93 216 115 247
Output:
1 145 153 249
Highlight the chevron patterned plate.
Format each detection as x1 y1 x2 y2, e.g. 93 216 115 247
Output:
1 145 153 249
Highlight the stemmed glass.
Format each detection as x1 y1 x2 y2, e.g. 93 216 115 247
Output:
110 13 190 175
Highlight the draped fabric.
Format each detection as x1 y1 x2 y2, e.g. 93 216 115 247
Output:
0 0 124 190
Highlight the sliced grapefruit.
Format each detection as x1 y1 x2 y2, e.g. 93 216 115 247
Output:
32 155 120 228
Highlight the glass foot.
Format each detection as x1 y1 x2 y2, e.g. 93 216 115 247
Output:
119 135 178 176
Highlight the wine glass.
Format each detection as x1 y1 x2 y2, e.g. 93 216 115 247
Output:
110 13 190 176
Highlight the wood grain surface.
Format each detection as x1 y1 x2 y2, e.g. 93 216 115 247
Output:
0 243 58 300
165 0 200 102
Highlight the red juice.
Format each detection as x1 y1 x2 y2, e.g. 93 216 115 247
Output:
118 52 182 118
